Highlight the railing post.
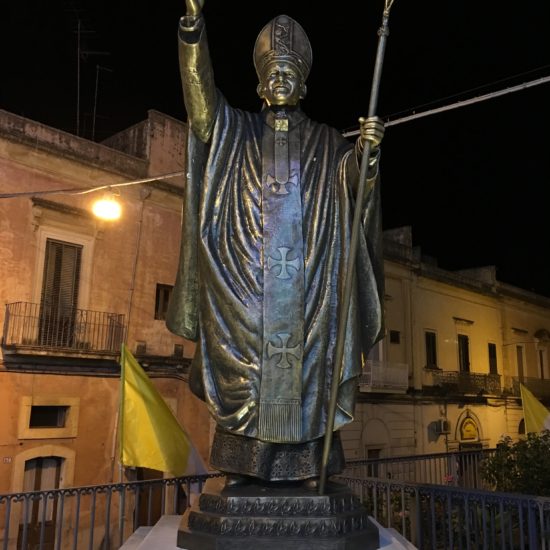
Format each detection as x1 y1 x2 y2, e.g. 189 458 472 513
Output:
118 486 126 548
55 491 65 550
2 497 12 550
2 303 10 345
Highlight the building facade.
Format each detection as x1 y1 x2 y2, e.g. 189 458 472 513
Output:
341 226 550 463
1 107 549 544
0 109 211 547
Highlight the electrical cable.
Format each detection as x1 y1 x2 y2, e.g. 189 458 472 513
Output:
1 72 550 199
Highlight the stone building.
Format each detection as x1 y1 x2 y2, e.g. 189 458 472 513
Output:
0 108 210 547
341 226 550 463
1 107 549 544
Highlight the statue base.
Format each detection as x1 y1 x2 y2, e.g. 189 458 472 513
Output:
177 477 380 549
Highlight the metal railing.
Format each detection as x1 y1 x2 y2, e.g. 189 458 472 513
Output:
432 371 502 395
360 359 409 393
0 473 221 550
339 475 550 550
344 449 495 489
3 302 126 354
512 377 550 399
4 455 550 550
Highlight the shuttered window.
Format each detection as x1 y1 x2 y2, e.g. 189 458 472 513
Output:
39 239 82 346
458 334 470 372
41 239 82 311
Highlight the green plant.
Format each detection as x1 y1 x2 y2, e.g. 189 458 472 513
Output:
481 430 550 496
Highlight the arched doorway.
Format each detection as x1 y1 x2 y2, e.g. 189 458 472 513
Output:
362 418 391 477
9 445 75 550
17 456 63 550
455 411 483 488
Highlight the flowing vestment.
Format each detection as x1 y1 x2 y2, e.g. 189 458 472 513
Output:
167 92 384 479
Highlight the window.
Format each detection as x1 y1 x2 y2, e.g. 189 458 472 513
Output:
425 331 438 369
29 406 68 428
539 349 548 380
18 397 79 439
516 345 525 381
458 334 470 372
155 284 173 320
389 330 400 344
39 239 82 347
367 448 381 477
488 343 498 375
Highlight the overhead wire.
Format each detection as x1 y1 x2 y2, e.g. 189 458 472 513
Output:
1 71 550 199
343 73 550 137
0 171 186 199
379 62 550 123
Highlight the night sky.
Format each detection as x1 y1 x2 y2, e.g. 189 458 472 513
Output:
3 1 550 297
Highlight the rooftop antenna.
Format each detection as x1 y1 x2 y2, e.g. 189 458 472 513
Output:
73 16 109 137
92 64 113 141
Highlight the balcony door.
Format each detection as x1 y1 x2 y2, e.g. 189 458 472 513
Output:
17 457 62 550
458 334 470 373
39 239 82 347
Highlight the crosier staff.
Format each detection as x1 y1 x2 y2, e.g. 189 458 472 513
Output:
319 0 396 495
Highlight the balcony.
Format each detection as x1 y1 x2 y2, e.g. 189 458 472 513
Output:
2 301 125 358
359 360 409 393
511 377 550 399
431 370 501 396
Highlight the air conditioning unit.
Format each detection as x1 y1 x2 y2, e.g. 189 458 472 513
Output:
435 419 451 435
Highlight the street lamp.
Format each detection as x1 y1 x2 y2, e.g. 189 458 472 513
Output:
92 189 121 220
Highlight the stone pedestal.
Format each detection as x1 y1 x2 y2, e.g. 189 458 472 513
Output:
177 477 380 549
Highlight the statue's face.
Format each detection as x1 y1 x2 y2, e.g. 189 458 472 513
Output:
258 62 305 106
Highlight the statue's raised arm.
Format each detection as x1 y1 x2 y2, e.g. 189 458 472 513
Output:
178 0 216 143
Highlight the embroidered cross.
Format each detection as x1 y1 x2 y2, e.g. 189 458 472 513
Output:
267 247 300 279
266 333 301 369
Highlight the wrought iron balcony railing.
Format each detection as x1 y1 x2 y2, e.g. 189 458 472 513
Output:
511 376 550 398
2 302 126 355
431 370 501 395
359 359 409 393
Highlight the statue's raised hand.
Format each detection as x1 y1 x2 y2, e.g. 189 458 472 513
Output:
185 0 204 17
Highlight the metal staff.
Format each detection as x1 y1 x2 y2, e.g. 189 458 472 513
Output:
319 0 396 495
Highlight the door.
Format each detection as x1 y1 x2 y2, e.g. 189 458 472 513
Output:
39 239 82 347
17 457 62 550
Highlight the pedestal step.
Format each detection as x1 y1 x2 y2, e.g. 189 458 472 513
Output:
178 477 380 549
120 513 417 549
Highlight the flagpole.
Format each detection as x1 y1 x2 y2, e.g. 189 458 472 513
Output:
109 410 120 483
117 343 126 479
319 0 396 495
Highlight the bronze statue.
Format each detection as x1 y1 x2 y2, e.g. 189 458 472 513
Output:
167 0 385 489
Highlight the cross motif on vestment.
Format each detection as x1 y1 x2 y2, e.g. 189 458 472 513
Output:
266 333 301 369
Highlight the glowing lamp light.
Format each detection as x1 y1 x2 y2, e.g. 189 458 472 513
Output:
92 192 122 220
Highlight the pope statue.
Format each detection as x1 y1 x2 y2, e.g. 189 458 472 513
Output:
167 0 385 488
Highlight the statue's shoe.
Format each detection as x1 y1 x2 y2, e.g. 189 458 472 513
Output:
224 474 250 488
302 477 320 490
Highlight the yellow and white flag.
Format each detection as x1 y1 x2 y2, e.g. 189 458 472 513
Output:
119 343 207 476
520 383 550 434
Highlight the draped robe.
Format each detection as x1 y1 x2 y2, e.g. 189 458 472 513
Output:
167 94 384 476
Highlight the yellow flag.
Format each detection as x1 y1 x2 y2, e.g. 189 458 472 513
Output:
119 343 202 476
520 383 550 434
